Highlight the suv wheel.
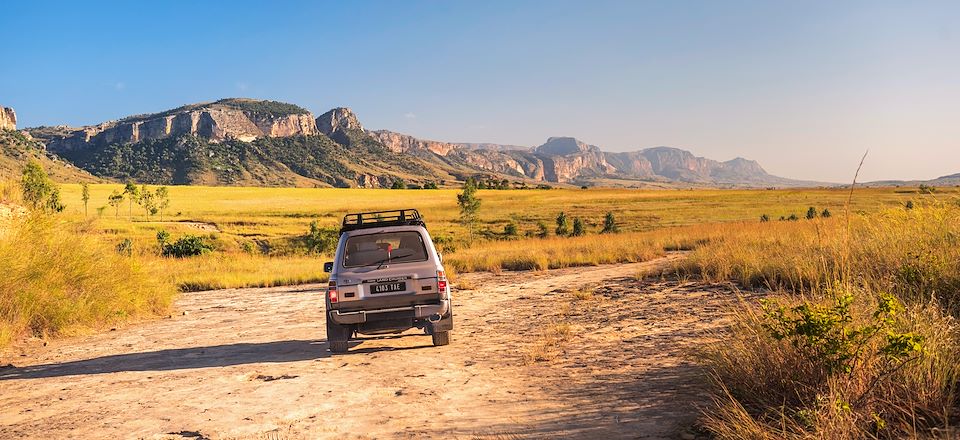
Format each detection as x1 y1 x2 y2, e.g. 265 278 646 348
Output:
431 331 450 346
329 340 349 353
326 317 351 353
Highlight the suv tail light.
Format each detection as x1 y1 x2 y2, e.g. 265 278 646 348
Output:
437 271 447 292
328 281 338 303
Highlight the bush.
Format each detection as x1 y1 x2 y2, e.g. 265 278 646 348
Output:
571 217 586 236
160 235 214 258
536 221 549 238
602 212 620 233
0 216 174 347
116 238 134 256
555 212 569 236
503 222 518 237
760 214 770 223
806 206 818 220
304 221 338 254
391 179 406 189
821 208 831 218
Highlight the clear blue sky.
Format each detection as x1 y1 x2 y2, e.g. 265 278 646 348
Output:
2 1 958 182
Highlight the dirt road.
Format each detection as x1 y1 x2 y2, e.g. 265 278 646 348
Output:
0 254 749 439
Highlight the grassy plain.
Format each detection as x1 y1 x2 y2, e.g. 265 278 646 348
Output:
51 183 940 291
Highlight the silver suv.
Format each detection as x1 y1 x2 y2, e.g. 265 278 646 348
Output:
322 209 453 353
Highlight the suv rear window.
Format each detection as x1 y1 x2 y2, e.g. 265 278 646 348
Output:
342 231 429 268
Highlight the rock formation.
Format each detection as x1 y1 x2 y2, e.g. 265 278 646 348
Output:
0 106 15 131
316 107 364 136
36 99 318 154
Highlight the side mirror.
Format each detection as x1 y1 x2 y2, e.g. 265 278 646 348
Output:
323 262 334 273
437 252 443 263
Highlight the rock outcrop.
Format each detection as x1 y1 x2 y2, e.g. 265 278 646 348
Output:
316 107 364 136
36 99 318 154
369 130 458 156
0 106 15 131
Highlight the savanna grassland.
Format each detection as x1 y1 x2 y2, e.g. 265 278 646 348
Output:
5 179 960 438
50 183 931 289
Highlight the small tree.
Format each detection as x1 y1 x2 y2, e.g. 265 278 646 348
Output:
806 206 818 220
123 181 139 218
555 212 569 236
156 186 170 220
536 221 549 238
108 190 124 217
821 208 831 218
457 178 482 240
787 213 799 221
423 181 438 189
906 200 914 210
571 217 586 236
20 160 64 213
601 212 619 233
391 179 407 189
760 214 771 222
139 185 159 218
81 182 90 216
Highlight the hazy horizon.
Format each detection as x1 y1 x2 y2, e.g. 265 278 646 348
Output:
2 1 957 182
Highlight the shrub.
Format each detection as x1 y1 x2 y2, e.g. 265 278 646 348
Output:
503 222 518 237
787 213 799 221
760 214 770 223
160 235 214 258
601 212 619 233
555 212 569 236
919 184 936 194
536 221 549 238
906 200 914 210
391 179 406 189
806 206 818 220
116 238 134 256
571 217 586 236
20 160 64 213
821 208 831 218
423 181 439 189
304 220 338 254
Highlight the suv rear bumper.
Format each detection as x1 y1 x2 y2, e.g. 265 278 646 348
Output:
329 298 450 325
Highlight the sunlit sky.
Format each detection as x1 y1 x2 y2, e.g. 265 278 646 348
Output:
2 1 958 182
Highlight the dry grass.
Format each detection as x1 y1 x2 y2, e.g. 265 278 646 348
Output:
0 215 175 347
688 202 960 438
523 321 575 364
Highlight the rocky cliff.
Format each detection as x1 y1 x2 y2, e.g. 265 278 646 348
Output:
36 99 318 154
0 106 15 131
369 130 459 156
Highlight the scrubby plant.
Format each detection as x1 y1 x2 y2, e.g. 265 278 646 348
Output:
906 200 914 210
116 238 134 257
457 178 481 240
806 206 818 220
503 222 518 237
760 214 770 223
787 213 799 221
20 160 64 213
571 217 586 236
536 221 549 238
159 234 214 258
304 220 338 254
391 178 406 189
821 208 831 218
555 212 569 236
601 212 619 233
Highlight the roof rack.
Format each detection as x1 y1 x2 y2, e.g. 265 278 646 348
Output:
340 209 425 233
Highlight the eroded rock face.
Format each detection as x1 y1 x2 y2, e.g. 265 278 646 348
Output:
316 107 364 136
0 106 16 131
38 100 318 154
369 130 457 156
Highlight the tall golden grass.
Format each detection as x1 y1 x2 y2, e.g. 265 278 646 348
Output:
0 215 175 347
686 203 960 438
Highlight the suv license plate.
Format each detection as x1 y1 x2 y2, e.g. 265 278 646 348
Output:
372 282 406 294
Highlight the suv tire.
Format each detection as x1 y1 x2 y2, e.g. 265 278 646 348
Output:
326 317 351 353
329 340 349 353
431 331 450 346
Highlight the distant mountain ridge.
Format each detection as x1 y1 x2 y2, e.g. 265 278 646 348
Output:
14 98 829 188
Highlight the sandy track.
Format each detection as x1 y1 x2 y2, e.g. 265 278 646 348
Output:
0 254 749 439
